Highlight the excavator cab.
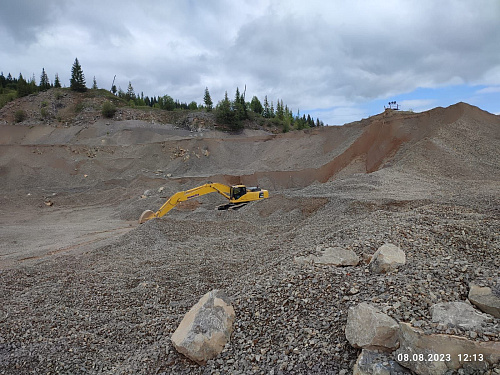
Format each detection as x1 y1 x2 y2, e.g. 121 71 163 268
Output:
230 185 247 200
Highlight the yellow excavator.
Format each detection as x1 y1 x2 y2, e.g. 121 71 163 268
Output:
139 182 269 223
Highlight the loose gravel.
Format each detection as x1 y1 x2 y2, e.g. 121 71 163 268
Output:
1 169 499 374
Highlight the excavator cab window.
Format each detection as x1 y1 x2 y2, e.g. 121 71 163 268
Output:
231 186 246 200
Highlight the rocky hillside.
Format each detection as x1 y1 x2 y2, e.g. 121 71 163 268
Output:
0 88 285 133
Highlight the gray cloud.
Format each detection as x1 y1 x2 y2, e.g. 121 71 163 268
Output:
0 0 65 43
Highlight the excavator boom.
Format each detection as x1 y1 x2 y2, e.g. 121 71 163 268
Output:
139 182 268 223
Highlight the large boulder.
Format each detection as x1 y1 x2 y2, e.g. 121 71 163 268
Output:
430 301 492 331
468 283 500 318
369 243 406 273
294 246 359 266
171 290 235 365
313 246 360 266
345 302 400 351
353 349 412 375
395 322 500 375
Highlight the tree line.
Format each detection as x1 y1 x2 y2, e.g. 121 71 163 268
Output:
1 58 325 131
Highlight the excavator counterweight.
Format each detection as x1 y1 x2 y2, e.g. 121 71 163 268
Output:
139 182 269 223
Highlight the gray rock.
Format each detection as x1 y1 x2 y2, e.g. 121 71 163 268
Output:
353 349 412 375
345 302 400 351
430 301 492 331
468 283 500 318
293 255 314 265
369 243 406 273
313 246 360 266
171 289 235 365
395 322 500 375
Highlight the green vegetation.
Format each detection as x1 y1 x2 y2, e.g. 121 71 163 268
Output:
14 109 26 123
39 68 50 91
213 87 323 132
54 73 61 88
101 101 116 118
70 58 86 92
1 59 325 131
74 102 85 113
40 107 50 120
204 87 213 111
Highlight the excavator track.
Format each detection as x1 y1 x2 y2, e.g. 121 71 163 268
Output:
217 202 248 211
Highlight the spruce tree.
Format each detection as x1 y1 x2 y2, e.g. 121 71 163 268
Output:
39 68 50 91
29 74 37 93
233 87 247 121
70 58 86 92
250 96 263 114
54 73 61 88
216 91 238 129
126 81 135 101
92 76 98 90
17 73 30 97
263 96 270 118
203 87 213 111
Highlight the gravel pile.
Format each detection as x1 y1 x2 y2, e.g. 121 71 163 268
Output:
1 169 499 374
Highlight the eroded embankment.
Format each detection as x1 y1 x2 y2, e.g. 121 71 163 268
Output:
1 103 498 197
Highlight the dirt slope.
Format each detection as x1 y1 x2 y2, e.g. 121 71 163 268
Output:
1 101 498 195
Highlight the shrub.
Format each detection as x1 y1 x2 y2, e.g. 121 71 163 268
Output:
75 102 85 113
14 109 27 123
101 101 116 118
41 107 50 120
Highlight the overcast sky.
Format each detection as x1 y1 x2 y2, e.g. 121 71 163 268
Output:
1 0 499 124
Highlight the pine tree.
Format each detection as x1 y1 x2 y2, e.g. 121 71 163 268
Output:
250 96 263 114
29 74 37 93
39 68 50 91
92 76 98 90
203 87 213 111
54 73 61 88
17 73 30 97
233 87 247 121
216 91 238 129
234 87 240 104
70 58 86 92
263 96 270 118
240 92 248 119
126 81 135 101
276 99 284 120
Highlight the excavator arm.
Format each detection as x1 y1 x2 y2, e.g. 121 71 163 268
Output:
139 183 232 223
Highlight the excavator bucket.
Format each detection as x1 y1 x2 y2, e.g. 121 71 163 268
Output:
139 210 156 224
